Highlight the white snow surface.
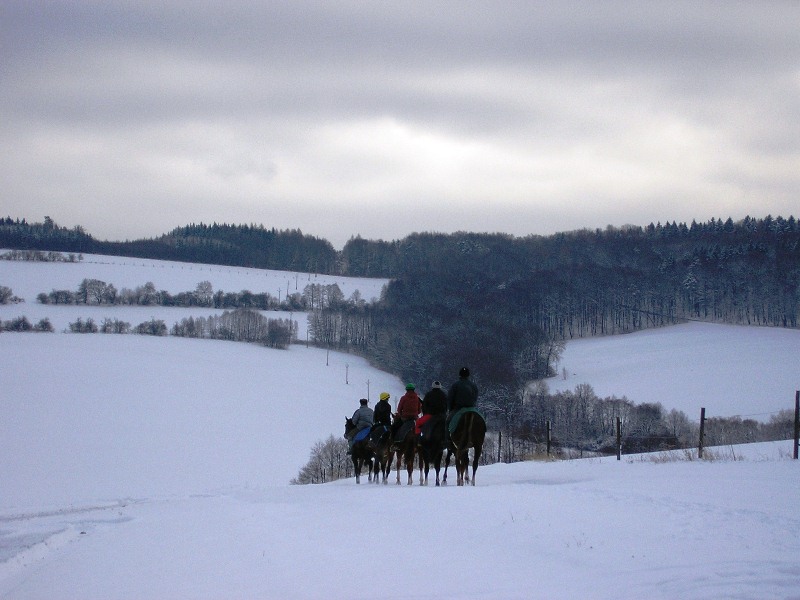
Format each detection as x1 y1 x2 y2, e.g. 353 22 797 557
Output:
548 322 800 421
1 255 799 599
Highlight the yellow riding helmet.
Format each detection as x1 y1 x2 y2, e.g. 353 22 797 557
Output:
379 392 390 401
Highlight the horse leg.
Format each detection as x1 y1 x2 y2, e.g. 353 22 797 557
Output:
406 450 414 485
471 446 482 486
458 451 467 486
433 449 442 486
353 457 361 484
395 451 402 485
452 450 460 486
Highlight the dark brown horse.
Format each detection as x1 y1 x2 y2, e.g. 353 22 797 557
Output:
443 410 486 486
417 415 446 486
367 423 393 484
392 419 420 485
344 417 374 484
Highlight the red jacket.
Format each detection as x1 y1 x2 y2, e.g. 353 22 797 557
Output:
397 391 422 420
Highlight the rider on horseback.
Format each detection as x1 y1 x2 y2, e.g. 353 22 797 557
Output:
446 367 478 437
422 381 447 416
347 398 373 454
415 380 447 436
392 383 421 444
374 392 392 427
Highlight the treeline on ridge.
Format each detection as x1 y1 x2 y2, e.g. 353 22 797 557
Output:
0 217 338 273
35 275 358 313
4 215 799 439
5 214 799 370
314 215 799 389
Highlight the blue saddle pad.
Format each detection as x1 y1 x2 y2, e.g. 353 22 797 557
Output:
353 426 371 443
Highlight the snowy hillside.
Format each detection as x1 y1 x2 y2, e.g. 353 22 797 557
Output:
549 321 800 421
0 251 389 339
1 254 798 599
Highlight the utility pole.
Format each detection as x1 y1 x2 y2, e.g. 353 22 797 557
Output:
793 391 799 460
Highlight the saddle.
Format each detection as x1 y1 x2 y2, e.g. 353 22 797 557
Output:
448 407 484 434
368 424 391 447
394 419 415 443
416 414 444 439
353 426 371 444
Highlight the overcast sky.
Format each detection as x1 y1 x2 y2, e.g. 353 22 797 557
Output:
2 1 798 248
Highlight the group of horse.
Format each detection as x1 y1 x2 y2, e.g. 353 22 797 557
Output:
344 410 486 487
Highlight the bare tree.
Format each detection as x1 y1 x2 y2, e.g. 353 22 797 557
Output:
195 281 214 306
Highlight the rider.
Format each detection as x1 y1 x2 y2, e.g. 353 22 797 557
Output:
416 380 447 435
393 383 421 442
348 398 374 454
446 367 478 435
422 381 447 416
374 392 392 427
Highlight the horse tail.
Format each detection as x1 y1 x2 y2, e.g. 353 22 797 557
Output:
466 412 475 448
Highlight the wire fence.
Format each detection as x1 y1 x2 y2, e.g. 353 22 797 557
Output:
487 390 800 463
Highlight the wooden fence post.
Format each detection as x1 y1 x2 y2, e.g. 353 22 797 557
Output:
793 391 799 460
546 420 551 456
698 407 706 459
616 416 622 461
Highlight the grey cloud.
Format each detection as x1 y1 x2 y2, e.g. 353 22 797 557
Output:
1 1 798 245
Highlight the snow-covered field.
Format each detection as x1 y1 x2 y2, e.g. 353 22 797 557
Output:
0 252 389 339
549 321 800 421
1 255 798 599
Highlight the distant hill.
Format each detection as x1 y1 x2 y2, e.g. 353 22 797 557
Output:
0 218 338 274
4 214 798 398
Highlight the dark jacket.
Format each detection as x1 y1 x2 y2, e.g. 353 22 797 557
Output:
422 388 447 416
448 377 478 412
374 399 392 426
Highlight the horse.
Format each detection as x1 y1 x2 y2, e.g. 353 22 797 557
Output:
416 414 446 486
391 418 420 485
367 423 393 484
443 410 486 486
344 417 374 484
